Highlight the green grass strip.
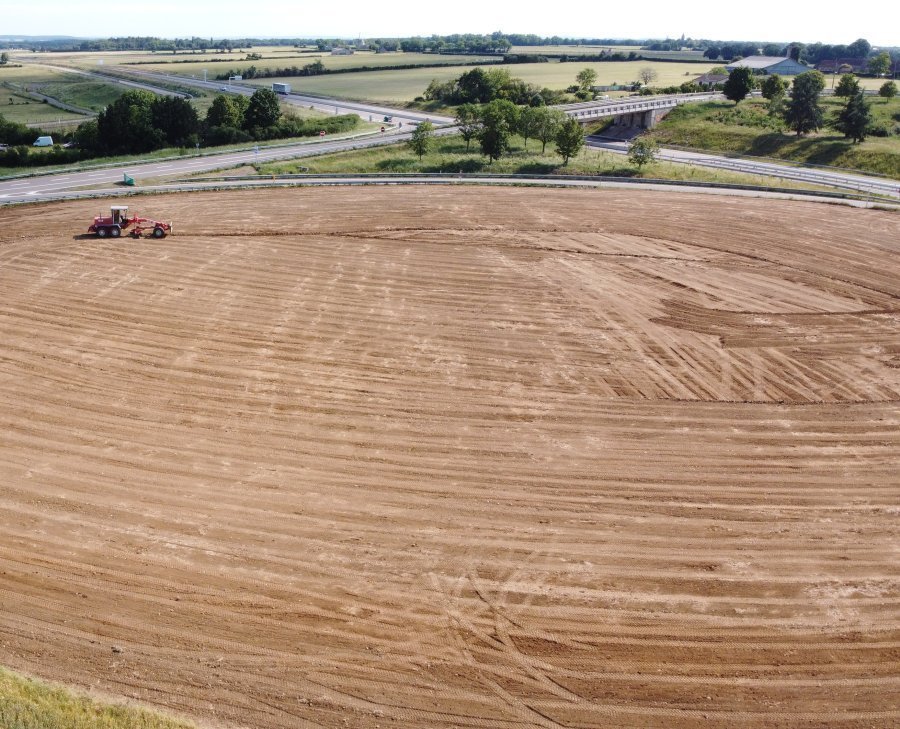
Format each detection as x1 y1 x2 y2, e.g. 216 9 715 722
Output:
0 666 196 729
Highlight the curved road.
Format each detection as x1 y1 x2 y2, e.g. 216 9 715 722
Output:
588 137 900 198
120 68 454 128
0 131 421 204
4 60 897 202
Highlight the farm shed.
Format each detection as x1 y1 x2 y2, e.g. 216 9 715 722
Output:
725 56 809 75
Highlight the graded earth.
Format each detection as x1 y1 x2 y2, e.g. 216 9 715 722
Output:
0 187 898 728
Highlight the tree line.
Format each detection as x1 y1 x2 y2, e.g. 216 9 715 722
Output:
405 102 585 166
424 67 569 107
0 89 359 168
722 66 898 143
82 89 358 152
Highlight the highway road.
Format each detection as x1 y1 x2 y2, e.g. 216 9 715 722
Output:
587 137 900 198
0 131 426 204
117 68 455 128
3 60 896 203
3 125 896 205
19 61 192 99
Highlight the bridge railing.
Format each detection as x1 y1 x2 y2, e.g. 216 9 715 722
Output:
561 93 721 119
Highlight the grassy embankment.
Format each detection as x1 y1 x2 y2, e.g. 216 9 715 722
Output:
0 666 195 729
253 133 830 191
648 97 900 178
0 65 100 124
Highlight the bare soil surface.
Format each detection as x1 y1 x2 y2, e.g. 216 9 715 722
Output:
0 187 898 729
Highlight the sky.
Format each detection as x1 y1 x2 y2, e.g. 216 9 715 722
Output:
2 0 897 46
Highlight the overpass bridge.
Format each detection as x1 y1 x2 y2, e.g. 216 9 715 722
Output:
558 93 722 130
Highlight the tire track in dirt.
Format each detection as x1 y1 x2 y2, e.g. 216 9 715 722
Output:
0 187 898 728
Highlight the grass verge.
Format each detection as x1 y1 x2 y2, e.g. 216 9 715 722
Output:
0 666 196 729
0 124 382 179
254 133 832 191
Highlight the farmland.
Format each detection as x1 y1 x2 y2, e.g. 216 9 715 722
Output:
0 185 897 729
244 60 720 103
0 63 124 124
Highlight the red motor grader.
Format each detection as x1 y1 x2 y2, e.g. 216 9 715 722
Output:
88 205 173 239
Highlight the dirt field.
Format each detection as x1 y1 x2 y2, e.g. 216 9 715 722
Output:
0 187 898 729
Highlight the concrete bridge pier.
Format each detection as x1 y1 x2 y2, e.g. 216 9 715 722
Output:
610 107 671 130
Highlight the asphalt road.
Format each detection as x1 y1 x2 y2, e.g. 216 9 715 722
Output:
4 62 897 203
587 137 900 198
0 131 421 204
126 68 455 128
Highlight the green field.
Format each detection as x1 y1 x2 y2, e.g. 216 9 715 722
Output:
648 97 900 178
36 81 124 112
0 64 123 123
0 90 87 125
509 45 643 54
133 51 500 81
8 46 321 69
0 666 195 729
242 60 720 104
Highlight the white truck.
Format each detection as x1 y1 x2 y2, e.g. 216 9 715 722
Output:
272 83 291 95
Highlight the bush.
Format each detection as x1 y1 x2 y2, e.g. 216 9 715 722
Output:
203 125 253 146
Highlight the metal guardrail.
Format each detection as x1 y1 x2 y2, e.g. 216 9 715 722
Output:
0 129 388 183
3 174 895 211
640 142 897 180
173 171 895 203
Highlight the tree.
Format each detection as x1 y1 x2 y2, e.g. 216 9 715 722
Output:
407 120 434 160
761 74 786 100
243 88 281 130
97 90 163 153
206 94 243 129
834 73 860 98
532 106 566 154
151 96 199 147
761 74 786 117
518 106 539 150
456 67 494 103
833 91 873 143
847 38 871 58
879 80 898 98
703 46 720 60
868 52 891 76
0 52 8 65
576 67 598 92
73 119 100 153
628 136 658 169
762 43 783 57
784 71 825 136
720 45 737 61
455 103 482 152
554 117 584 165
478 99 517 162
638 67 658 85
723 67 754 103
